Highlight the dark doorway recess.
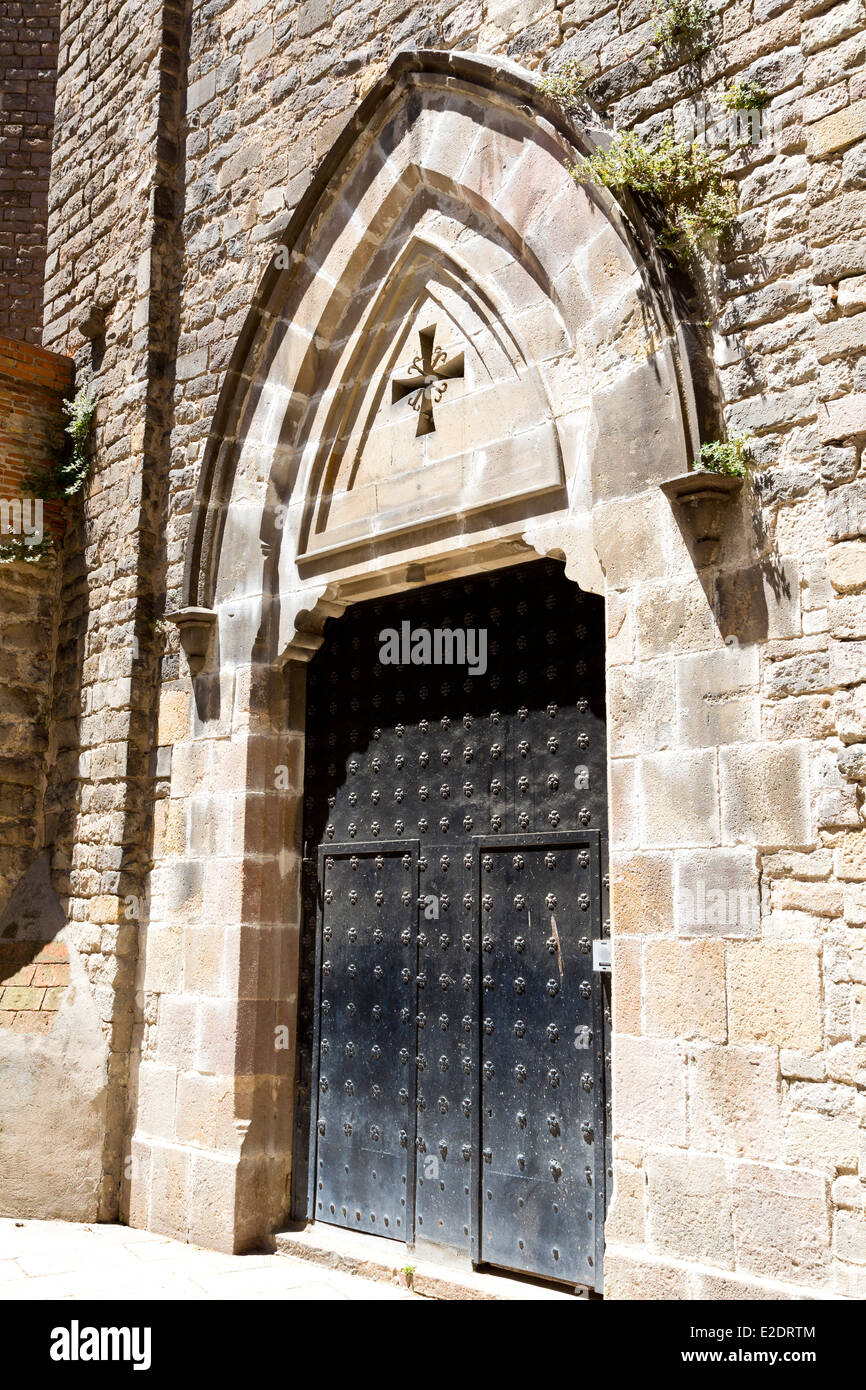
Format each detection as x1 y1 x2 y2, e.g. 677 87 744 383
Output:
292 559 610 1291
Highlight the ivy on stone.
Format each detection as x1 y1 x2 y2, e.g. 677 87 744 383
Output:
722 79 771 111
695 436 752 477
569 128 738 258
537 57 594 113
28 370 98 501
651 0 712 62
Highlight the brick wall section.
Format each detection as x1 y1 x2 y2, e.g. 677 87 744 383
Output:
0 1 60 343
0 334 71 918
0 333 71 530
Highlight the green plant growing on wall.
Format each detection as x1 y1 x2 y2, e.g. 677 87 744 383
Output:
55 371 98 497
4 374 98 564
722 79 770 111
695 435 752 477
538 57 594 112
651 0 711 61
0 535 56 565
28 371 98 501
569 128 738 258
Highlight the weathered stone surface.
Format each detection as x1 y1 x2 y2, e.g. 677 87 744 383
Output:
727 943 822 1049
610 757 640 850
835 1213 866 1265
828 540 866 592
838 274 866 314
603 1249 688 1300
614 1036 686 1145
830 594 866 638
674 847 760 937
639 750 720 848
157 688 190 747
611 852 674 935
646 1151 733 1265
719 743 812 847
827 485 866 547
732 1164 831 1284
785 1111 860 1171
715 562 801 644
644 940 727 1042
835 683 866 741
608 660 676 754
835 831 866 881
603 1154 645 1246
820 394 866 442
613 938 642 1034
691 1044 782 1159
807 100 866 157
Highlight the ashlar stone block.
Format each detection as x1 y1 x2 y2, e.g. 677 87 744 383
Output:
732 1163 830 1284
644 939 727 1042
675 847 760 937
690 1044 782 1160
646 1151 734 1266
613 1035 686 1145
638 750 720 848
720 742 812 848
728 942 822 1049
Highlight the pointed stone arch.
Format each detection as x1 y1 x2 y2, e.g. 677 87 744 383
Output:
180 48 718 665
139 49 729 1259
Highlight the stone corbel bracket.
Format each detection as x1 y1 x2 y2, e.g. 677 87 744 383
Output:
660 472 743 566
280 595 347 667
170 607 217 675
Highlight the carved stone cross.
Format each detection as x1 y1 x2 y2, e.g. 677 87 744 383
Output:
391 325 464 437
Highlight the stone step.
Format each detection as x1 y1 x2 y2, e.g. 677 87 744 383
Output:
274 1223 589 1301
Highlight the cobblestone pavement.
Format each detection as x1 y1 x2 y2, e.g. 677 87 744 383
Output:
0 1218 420 1301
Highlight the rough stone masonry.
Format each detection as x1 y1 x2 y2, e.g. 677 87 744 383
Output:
0 0 863 1300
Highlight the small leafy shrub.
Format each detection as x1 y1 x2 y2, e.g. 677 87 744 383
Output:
538 58 593 112
651 0 711 60
29 371 98 500
722 79 770 111
696 436 752 477
570 128 738 257
0 535 55 565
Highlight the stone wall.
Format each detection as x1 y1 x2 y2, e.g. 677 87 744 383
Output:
37 0 190 1222
30 0 866 1294
0 1 60 342
0 336 109 1224
0 334 71 915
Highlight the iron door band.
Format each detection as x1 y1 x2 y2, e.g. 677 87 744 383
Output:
469 829 605 1288
309 840 420 1240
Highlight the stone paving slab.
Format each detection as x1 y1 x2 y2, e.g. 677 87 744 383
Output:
0 1219 420 1301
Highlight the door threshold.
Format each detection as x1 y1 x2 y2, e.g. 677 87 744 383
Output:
274 1223 595 1300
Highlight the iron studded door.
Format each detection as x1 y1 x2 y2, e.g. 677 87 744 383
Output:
295 559 609 1288
474 832 604 1286
311 841 418 1240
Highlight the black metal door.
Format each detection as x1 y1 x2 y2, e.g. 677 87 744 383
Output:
311 841 418 1241
294 559 609 1288
474 832 604 1286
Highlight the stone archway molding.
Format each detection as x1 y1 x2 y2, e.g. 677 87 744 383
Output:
178 47 719 673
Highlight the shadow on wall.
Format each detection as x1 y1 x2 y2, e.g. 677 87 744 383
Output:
0 853 107 1221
